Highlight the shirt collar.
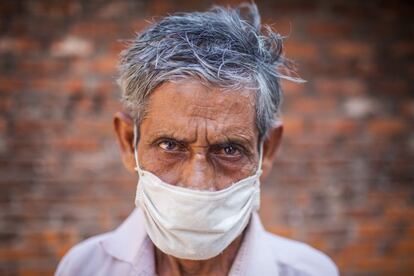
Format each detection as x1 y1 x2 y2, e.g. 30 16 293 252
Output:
100 208 148 263
229 212 279 276
100 208 278 275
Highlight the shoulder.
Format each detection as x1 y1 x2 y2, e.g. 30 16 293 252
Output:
264 231 339 276
55 232 120 276
55 209 150 275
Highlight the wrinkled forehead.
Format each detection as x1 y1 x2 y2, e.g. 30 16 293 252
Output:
138 78 259 145
146 78 256 120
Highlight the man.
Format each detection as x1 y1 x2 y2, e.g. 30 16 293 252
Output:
56 3 338 276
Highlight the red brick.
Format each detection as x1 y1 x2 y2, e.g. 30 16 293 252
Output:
0 37 40 54
314 78 366 95
290 97 336 114
267 226 294 239
281 79 305 95
18 267 56 276
393 239 414 256
378 80 409 95
0 97 13 111
0 248 35 261
368 118 409 137
384 206 414 221
336 242 376 260
357 221 391 239
54 137 100 151
108 40 127 54
307 21 351 38
64 78 84 95
312 118 359 136
352 255 400 271
14 120 45 133
270 2 317 13
30 78 59 92
391 41 414 58
91 56 117 75
148 0 177 15
0 117 6 133
19 59 67 75
0 77 24 93
26 1 81 17
328 41 373 60
71 118 113 137
69 22 119 38
97 2 130 19
69 59 92 76
282 116 304 136
401 101 414 117
285 41 318 60
307 239 328 253
130 19 153 33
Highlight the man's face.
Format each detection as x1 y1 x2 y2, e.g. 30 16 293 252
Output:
136 79 260 191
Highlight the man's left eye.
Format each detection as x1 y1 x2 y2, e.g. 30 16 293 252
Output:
222 145 239 156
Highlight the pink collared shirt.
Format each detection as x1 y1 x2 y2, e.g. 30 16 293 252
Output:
56 208 338 275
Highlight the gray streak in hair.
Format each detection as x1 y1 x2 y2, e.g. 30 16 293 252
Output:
118 3 303 140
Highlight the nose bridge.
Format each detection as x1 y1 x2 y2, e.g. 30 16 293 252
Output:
179 151 216 191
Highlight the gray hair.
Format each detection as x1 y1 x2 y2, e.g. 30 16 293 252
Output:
118 3 303 140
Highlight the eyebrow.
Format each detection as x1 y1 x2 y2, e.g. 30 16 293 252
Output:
146 130 194 145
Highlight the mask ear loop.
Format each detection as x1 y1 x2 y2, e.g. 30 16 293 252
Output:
256 141 264 177
250 141 264 211
133 123 143 176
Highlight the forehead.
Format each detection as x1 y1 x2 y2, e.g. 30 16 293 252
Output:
141 79 258 142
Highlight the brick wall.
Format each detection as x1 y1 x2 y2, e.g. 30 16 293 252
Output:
0 0 413 275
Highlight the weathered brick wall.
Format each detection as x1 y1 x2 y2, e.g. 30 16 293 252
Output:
0 0 412 275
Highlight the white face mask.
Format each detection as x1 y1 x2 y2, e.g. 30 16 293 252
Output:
133 125 263 260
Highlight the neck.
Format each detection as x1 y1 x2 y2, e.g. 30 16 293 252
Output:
155 231 245 276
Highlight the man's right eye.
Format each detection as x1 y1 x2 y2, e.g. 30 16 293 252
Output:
158 140 179 151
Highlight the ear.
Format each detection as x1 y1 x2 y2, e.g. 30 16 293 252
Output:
260 124 283 181
113 111 136 174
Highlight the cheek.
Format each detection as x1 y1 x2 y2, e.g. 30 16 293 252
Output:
139 147 172 170
214 163 256 189
214 156 254 175
137 146 185 183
